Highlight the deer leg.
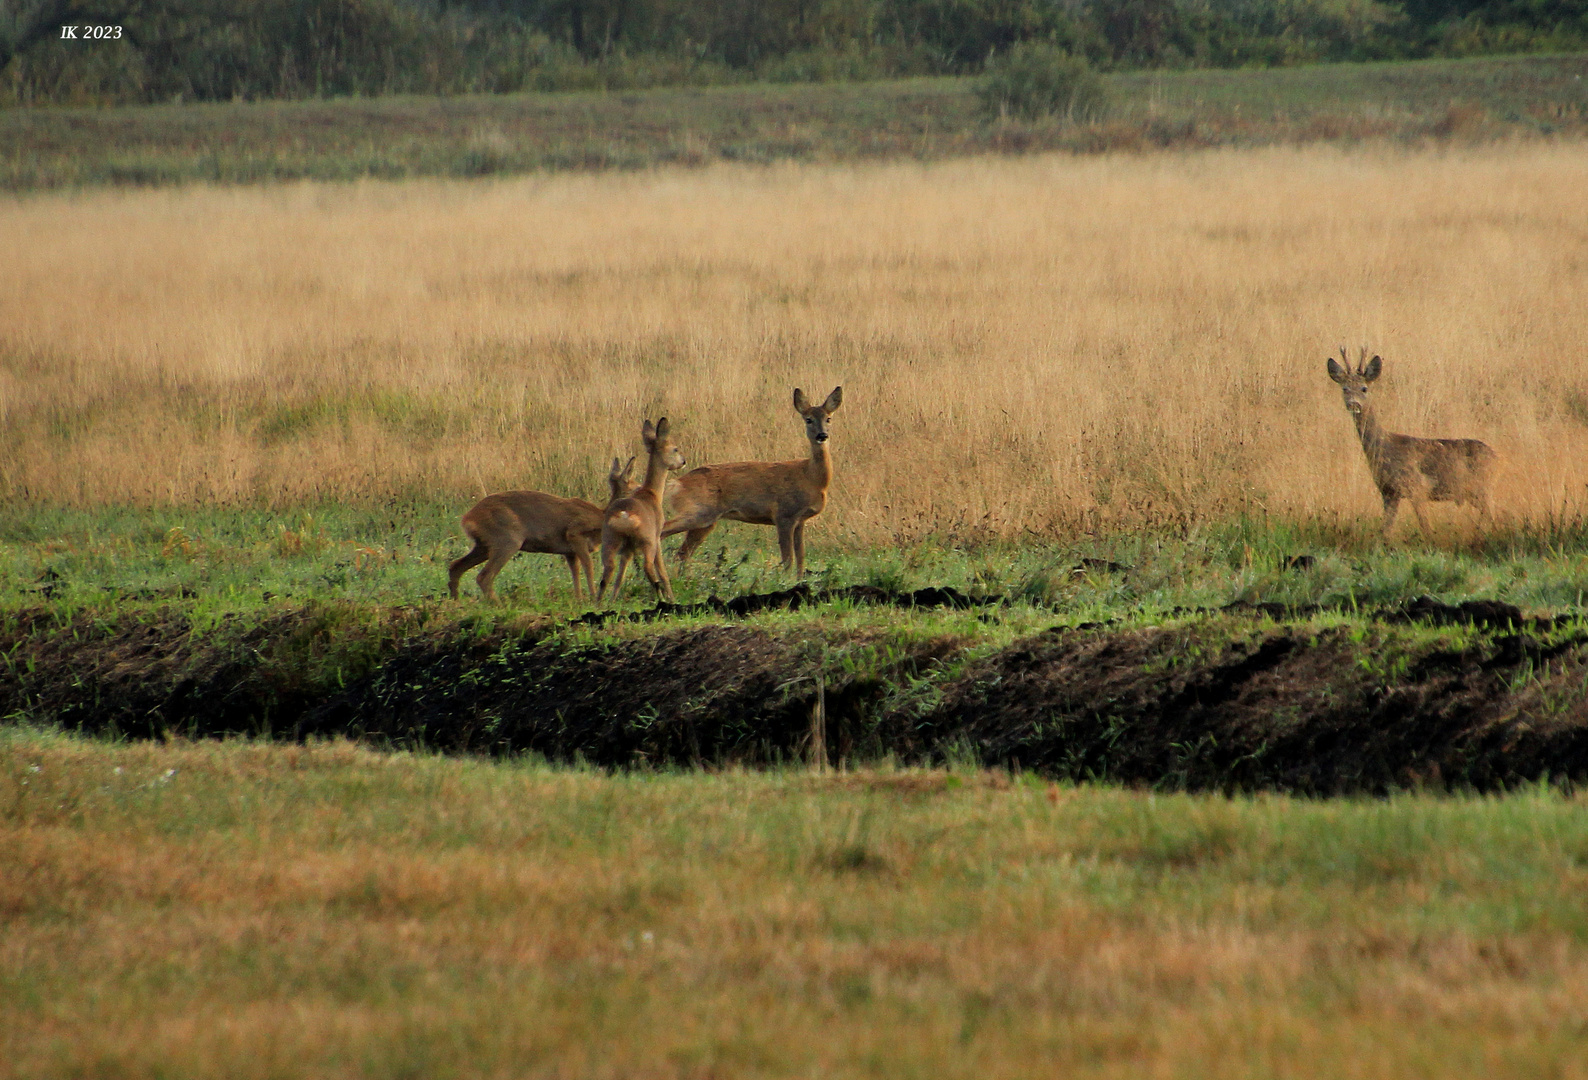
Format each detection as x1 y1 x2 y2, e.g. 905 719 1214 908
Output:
577 546 597 598
793 519 808 577
597 537 618 601
675 522 717 570
610 548 633 602
647 542 676 602
639 545 661 598
564 533 594 599
776 516 798 572
448 541 489 599
1380 497 1401 540
1471 491 1493 531
1410 497 1432 536
661 508 717 539
475 547 517 602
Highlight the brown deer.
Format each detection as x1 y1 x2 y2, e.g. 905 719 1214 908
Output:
1327 348 1496 537
662 386 842 577
607 455 637 502
447 457 638 602
599 418 687 602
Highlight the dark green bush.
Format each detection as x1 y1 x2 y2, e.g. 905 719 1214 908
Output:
975 42 1108 121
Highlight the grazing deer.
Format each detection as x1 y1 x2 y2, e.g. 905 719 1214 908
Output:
447 458 639 603
599 418 687 602
1326 348 1495 537
662 386 842 577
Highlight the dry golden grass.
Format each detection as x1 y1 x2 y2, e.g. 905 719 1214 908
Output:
3 142 1587 542
7 734 1588 1078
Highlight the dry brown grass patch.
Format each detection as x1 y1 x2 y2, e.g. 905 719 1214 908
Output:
2 144 1586 542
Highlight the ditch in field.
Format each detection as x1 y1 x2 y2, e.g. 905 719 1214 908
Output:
5 585 1587 794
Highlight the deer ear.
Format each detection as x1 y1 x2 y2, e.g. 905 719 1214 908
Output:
1362 356 1382 382
623 455 635 477
822 386 842 413
642 419 657 447
793 388 811 414
1326 357 1349 384
610 456 622 475
655 417 669 439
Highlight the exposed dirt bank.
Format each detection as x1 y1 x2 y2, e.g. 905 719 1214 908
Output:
4 592 1586 792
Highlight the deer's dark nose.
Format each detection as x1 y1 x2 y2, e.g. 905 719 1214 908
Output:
816 432 829 442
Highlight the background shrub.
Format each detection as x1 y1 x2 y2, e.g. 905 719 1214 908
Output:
975 43 1109 121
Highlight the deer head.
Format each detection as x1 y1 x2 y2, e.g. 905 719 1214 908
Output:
793 386 843 444
1326 348 1381 417
642 418 687 472
608 455 637 500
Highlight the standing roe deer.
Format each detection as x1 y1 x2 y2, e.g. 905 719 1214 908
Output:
599 418 687 602
1326 348 1495 537
662 386 842 577
447 457 638 602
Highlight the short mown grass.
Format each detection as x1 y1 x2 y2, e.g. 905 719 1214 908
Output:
4 732 1588 1078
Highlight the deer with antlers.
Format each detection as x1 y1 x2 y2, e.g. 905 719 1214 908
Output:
662 386 842 577
1326 348 1495 538
599 418 687 602
447 456 637 602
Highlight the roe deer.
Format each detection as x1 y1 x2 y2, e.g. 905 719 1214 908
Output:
662 386 842 577
599 418 687 602
607 455 637 502
1326 348 1496 537
447 458 638 602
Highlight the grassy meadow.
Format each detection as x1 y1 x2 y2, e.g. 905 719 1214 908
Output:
7 732 1588 1079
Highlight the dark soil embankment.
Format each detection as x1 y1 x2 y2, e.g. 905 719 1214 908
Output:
916 623 1588 793
5 593 1588 792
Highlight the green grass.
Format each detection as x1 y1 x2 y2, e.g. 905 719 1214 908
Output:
5 501 1588 621
4 732 1588 1077
4 53 1585 191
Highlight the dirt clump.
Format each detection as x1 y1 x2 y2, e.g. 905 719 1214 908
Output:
1386 596 1523 630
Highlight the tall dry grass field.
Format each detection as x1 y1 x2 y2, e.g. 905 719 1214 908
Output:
3 143 1586 543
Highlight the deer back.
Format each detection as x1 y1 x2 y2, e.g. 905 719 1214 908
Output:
671 458 826 524
464 490 604 551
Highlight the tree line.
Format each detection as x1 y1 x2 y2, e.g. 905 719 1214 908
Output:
2 0 1584 104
